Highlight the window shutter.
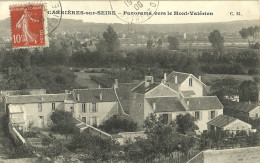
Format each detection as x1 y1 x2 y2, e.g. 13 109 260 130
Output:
200 111 202 120
96 117 99 126
90 117 93 125
87 117 90 125
89 103 92 112
86 103 89 112
215 110 218 117
96 103 98 112
208 111 211 120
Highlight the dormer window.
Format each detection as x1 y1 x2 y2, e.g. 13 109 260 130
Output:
189 78 193 86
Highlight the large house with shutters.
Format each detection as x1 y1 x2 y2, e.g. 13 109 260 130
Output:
5 93 76 132
72 88 120 127
129 72 224 132
6 88 122 132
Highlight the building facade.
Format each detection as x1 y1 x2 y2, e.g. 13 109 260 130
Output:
129 72 223 132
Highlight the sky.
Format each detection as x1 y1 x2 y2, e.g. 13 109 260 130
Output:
0 1 259 24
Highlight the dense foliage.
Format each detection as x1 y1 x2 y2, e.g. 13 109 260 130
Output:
98 116 138 134
0 66 78 93
50 110 76 139
68 132 121 161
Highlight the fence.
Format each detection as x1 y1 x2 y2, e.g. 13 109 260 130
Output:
8 123 26 145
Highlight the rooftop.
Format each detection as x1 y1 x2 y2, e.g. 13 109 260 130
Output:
166 71 191 84
146 97 186 112
131 82 159 94
6 94 70 104
116 83 139 114
225 102 259 113
185 96 223 110
73 88 118 103
207 115 238 128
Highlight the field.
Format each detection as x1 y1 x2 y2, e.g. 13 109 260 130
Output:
74 72 106 88
203 74 254 85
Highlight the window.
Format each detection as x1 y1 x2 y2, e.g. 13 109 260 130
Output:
211 111 216 119
52 103 55 111
38 103 42 112
92 103 97 112
70 106 74 110
82 103 86 112
195 111 200 120
82 117 86 123
189 78 193 86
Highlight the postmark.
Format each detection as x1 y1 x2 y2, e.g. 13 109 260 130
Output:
110 0 159 24
44 1 62 36
10 4 49 49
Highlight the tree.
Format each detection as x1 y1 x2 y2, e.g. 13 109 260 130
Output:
98 115 138 134
175 113 198 135
239 26 260 48
102 25 120 53
210 77 239 102
208 30 225 55
68 132 121 161
146 38 153 49
157 38 162 46
239 80 258 102
167 36 180 50
50 110 76 140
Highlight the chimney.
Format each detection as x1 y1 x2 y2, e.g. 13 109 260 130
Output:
199 76 201 81
100 92 103 100
174 76 178 84
186 100 189 105
114 79 118 89
153 103 156 110
98 84 101 89
77 94 80 101
164 73 167 82
249 100 251 105
145 76 154 87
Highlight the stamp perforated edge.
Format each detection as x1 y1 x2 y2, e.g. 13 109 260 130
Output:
9 2 49 49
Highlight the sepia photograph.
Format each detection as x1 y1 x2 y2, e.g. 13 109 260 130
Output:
0 0 260 162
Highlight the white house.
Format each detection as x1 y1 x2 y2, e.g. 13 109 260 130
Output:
129 75 224 131
165 71 207 97
6 93 76 132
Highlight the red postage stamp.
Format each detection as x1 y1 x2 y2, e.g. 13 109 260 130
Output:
9 4 49 49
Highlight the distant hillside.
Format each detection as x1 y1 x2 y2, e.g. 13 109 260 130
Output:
0 18 259 37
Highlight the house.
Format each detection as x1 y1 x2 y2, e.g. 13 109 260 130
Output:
6 93 76 132
72 88 120 127
224 102 260 121
129 75 223 131
164 71 208 97
207 114 252 133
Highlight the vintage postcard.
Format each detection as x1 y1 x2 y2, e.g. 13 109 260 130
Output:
0 0 260 162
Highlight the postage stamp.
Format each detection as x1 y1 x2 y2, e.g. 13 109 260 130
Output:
110 0 159 24
9 4 49 49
